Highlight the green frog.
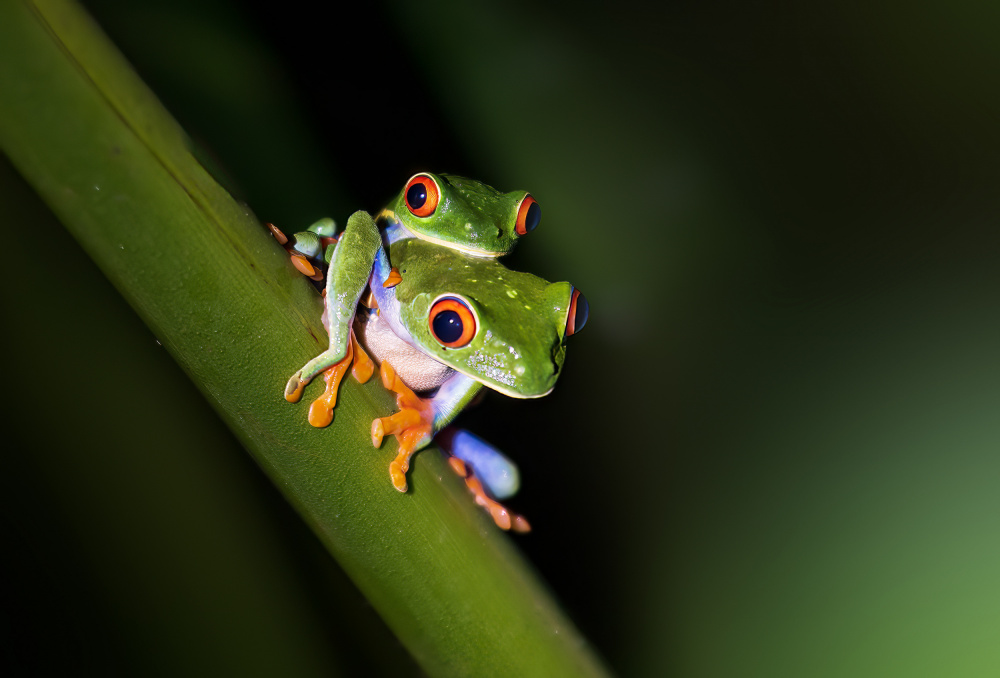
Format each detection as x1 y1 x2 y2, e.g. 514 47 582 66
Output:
275 173 587 531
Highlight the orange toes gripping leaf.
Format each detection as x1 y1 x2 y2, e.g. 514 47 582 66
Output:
446 455 531 533
370 361 434 492
306 332 373 428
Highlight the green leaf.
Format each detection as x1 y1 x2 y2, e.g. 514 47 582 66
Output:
0 1 609 675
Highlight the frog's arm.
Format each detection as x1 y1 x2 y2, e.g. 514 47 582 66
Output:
371 366 482 489
371 366 529 531
285 211 382 402
430 371 484 431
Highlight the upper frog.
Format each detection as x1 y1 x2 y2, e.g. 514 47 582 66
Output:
378 172 540 257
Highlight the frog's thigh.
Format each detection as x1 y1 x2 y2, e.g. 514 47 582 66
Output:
441 429 520 500
324 210 383 359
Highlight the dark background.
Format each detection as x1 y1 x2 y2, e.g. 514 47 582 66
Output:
4 0 1000 675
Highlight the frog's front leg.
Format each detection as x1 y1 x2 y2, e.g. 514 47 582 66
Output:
371 367 483 492
370 367 530 530
285 211 382 425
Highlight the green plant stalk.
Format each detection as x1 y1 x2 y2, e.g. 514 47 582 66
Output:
0 1 609 676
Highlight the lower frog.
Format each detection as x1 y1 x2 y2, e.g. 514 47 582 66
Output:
276 181 587 532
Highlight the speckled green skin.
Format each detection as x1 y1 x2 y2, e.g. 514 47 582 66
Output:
383 172 533 256
286 211 573 404
389 238 572 398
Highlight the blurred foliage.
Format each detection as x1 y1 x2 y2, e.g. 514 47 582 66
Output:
3 0 1000 675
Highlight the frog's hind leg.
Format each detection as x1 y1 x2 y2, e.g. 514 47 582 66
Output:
286 332 374 428
304 342 353 428
437 428 531 533
450 460 531 533
284 349 343 403
287 211 382 421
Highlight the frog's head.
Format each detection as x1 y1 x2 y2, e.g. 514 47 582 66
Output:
398 263 589 398
384 172 540 257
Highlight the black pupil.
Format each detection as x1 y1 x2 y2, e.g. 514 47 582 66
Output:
407 182 428 209
524 202 541 232
432 309 464 344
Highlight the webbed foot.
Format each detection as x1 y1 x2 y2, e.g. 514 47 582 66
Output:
437 428 530 532
370 361 434 492
285 332 373 427
447 457 531 532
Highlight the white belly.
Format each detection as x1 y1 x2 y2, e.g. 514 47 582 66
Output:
355 310 454 393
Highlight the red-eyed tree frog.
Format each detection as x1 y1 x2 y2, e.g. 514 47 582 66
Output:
273 173 587 532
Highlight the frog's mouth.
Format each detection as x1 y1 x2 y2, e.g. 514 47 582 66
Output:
456 348 561 400
483 380 555 400
378 209 504 259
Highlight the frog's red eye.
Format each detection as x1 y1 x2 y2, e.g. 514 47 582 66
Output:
429 297 477 348
404 174 440 218
566 288 589 336
515 195 540 236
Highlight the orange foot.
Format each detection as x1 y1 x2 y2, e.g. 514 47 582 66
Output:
265 221 331 282
291 332 374 427
370 361 434 492
447 457 531 533
290 253 324 281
